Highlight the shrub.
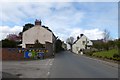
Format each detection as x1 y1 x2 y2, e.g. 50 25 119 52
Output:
113 54 120 58
117 58 120 61
103 56 107 59
98 56 102 58
109 57 112 60
2 39 17 48
84 49 94 56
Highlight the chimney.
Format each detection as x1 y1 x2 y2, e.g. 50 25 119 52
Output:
80 34 84 37
77 36 80 40
35 19 41 25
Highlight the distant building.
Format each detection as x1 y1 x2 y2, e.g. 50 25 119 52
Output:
22 19 56 57
72 34 93 54
61 41 67 50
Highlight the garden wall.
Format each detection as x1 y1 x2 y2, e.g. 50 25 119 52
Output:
2 48 24 60
1 48 51 60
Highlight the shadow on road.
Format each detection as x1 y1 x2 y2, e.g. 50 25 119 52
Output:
2 72 20 79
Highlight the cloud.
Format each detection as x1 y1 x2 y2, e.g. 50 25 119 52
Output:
68 28 104 41
0 26 22 40
1 0 119 2
0 2 118 41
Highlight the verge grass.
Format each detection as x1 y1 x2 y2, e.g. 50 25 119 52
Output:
92 49 118 58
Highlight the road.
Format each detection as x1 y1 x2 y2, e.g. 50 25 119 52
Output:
49 51 118 78
2 51 118 79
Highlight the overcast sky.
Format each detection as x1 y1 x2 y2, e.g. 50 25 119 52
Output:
0 0 118 42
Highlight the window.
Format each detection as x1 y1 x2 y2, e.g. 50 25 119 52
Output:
82 41 85 45
76 47 79 51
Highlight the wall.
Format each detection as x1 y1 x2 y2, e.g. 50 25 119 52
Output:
45 42 53 58
22 25 53 48
2 48 24 60
1 48 53 60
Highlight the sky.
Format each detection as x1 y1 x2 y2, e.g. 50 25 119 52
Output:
0 0 118 42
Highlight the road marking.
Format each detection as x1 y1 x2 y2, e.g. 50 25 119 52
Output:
19 75 23 78
49 59 54 65
46 59 51 65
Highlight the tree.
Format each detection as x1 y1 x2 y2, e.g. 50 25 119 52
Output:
102 29 112 51
22 23 34 32
6 34 21 42
55 39 64 53
116 38 120 49
93 41 104 51
103 29 111 42
66 37 74 51
107 40 115 49
2 39 17 48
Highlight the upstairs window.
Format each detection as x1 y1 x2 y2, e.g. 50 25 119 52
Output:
82 41 85 45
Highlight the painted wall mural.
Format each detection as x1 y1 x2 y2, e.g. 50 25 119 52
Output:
8 48 48 59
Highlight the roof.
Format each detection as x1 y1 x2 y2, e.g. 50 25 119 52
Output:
23 25 56 38
73 34 92 45
42 26 56 38
42 25 52 32
73 36 82 44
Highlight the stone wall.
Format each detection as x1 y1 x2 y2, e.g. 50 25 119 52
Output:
45 42 53 58
1 47 53 60
2 48 24 60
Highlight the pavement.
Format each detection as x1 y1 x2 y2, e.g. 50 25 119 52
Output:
49 51 118 78
2 59 54 78
1 51 119 78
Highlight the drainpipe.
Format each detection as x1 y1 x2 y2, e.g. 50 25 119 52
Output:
85 38 87 49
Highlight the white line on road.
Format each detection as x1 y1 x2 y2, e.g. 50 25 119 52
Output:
46 59 51 65
49 59 54 65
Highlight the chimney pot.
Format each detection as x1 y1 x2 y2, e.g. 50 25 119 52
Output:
35 19 41 25
80 34 84 37
77 36 80 40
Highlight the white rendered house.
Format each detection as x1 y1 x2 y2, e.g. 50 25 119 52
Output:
72 34 93 54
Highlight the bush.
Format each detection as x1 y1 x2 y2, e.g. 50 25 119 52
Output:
113 54 120 58
109 57 112 60
99 56 102 58
103 56 107 59
117 58 120 61
2 39 17 48
112 57 120 61
84 51 93 56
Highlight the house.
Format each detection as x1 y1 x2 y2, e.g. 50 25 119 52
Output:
22 19 56 57
61 41 67 50
72 34 93 55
